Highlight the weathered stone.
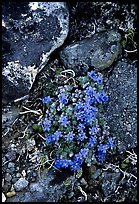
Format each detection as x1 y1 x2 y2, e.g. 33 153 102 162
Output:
7 169 76 202
80 178 88 186
14 178 29 191
2 105 20 129
5 151 17 161
2 193 6 202
6 190 16 198
5 173 12 182
16 173 22 178
104 59 137 153
2 181 11 193
59 30 121 75
2 2 69 103
101 172 121 196
91 169 102 180
8 162 15 168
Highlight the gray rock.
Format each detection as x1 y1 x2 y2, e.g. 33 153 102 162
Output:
2 181 11 193
8 162 15 169
5 173 12 182
91 169 102 180
8 167 15 174
2 105 20 129
2 193 6 202
104 59 137 153
2 2 69 104
14 178 29 191
29 183 46 201
7 169 77 202
16 173 22 178
80 178 88 186
60 30 121 75
5 151 17 161
23 192 34 202
101 172 121 196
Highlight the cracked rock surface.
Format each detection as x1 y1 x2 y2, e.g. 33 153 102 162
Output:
104 59 137 153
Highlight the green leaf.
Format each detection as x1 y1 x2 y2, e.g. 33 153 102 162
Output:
98 118 104 126
61 151 68 157
32 124 39 130
38 126 43 133
55 67 63 75
121 40 127 47
125 159 130 164
64 146 71 153
90 82 95 87
121 163 128 169
72 120 77 126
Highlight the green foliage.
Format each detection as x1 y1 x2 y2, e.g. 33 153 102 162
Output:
32 124 39 130
121 163 128 169
121 28 137 49
98 117 104 126
121 159 130 169
32 124 43 133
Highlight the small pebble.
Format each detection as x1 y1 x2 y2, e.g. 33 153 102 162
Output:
80 178 87 186
68 191 74 199
32 171 37 177
126 124 131 131
16 173 22 178
31 177 36 182
22 170 26 177
8 162 15 169
10 144 17 150
7 167 15 174
5 173 12 182
2 179 5 188
14 178 29 191
91 169 102 179
2 192 6 202
5 151 17 161
6 191 16 198
12 177 18 184
3 181 12 193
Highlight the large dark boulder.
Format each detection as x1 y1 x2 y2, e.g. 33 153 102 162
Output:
2 2 69 104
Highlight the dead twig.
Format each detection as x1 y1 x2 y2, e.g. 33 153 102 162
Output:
77 186 88 201
60 69 75 77
102 163 137 181
124 49 137 53
38 133 46 141
19 106 43 115
14 95 29 103
18 124 29 139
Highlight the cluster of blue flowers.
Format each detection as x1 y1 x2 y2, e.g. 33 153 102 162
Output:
38 70 114 171
54 148 89 171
